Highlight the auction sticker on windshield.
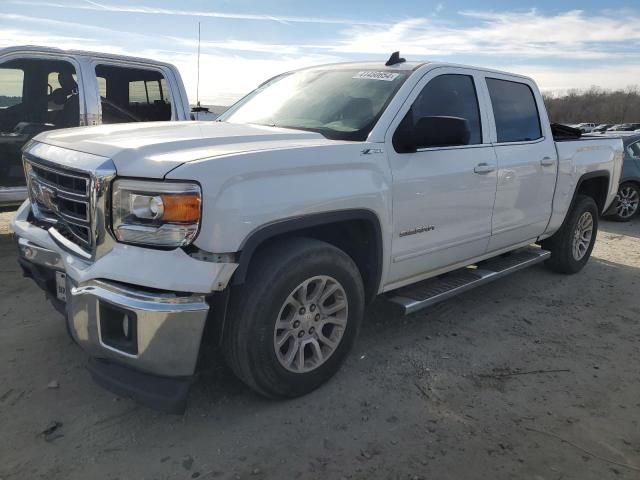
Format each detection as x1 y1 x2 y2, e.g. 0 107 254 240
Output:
353 71 399 81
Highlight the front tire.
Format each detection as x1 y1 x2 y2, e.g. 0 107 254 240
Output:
542 194 599 274
223 238 364 398
608 182 640 222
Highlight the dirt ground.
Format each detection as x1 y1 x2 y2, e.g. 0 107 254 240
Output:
0 208 639 480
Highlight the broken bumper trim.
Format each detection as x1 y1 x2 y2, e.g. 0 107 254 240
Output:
88 358 193 414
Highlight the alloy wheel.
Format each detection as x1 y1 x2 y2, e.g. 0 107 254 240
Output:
572 211 594 261
615 186 639 219
273 275 348 373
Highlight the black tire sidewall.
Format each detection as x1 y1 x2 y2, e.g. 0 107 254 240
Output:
231 240 364 397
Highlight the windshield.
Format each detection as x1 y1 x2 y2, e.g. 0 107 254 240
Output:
220 69 409 141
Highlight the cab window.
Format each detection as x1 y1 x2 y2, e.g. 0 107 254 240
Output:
95 64 172 124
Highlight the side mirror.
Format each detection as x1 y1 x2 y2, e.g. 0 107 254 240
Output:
414 116 471 148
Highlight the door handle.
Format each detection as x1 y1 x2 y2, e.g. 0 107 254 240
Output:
540 157 556 166
474 163 496 174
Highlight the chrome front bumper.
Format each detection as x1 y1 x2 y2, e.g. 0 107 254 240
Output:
16 236 209 378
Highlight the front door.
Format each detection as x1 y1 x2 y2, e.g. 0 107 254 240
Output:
386 69 498 287
0 54 81 203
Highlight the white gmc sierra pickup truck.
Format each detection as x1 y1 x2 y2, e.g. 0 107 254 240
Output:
11 55 623 411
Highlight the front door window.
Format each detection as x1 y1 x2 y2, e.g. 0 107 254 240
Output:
0 58 79 189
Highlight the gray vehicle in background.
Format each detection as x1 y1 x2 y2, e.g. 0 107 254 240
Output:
0 46 193 207
606 133 640 221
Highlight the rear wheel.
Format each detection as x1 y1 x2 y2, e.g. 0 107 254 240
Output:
223 238 364 398
608 182 640 222
542 194 599 274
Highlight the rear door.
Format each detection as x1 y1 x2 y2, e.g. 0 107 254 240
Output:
481 75 557 251
385 68 497 287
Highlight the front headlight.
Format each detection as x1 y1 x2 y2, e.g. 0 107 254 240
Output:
112 179 201 247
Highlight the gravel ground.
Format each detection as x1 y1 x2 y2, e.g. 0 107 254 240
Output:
0 210 639 480
0 209 14 235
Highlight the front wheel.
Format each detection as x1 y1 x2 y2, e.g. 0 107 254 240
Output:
223 238 364 398
542 194 599 274
608 182 640 222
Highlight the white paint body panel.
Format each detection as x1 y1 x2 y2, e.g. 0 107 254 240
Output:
489 139 557 251
475 71 559 251
383 67 497 285
35 121 331 178
167 141 394 287
544 139 623 235
12 61 623 295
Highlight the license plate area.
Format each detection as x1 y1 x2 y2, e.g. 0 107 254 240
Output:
55 271 67 302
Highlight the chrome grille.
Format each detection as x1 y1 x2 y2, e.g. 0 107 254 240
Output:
25 158 93 253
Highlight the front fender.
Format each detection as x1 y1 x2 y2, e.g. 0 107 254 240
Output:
166 142 393 270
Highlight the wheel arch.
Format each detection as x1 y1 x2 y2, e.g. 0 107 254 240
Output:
232 209 384 303
574 170 611 214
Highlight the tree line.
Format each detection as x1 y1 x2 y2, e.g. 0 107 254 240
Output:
543 87 640 125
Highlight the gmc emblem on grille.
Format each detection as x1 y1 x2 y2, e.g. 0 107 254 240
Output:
31 180 58 213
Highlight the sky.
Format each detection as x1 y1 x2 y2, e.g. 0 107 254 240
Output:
1 0 640 105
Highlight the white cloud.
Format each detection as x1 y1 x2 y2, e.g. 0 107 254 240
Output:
168 52 343 106
333 9 640 59
0 28 98 51
0 12 157 43
458 9 640 43
0 12 345 104
169 37 305 56
10 0 391 26
3 6 640 103
505 64 640 93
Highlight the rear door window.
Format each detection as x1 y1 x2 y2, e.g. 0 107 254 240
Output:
95 64 172 124
486 78 542 143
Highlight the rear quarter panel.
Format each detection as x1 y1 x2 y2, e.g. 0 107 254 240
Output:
546 138 623 234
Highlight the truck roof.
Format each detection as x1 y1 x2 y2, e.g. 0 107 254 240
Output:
294 60 536 83
0 45 177 69
303 61 428 71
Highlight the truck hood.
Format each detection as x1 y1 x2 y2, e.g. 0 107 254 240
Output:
34 121 331 178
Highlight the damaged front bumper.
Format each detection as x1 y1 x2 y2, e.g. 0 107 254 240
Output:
12 202 237 412
17 235 210 412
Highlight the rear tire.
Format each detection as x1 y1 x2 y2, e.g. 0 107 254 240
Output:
542 194 599 274
608 182 640 222
223 237 364 398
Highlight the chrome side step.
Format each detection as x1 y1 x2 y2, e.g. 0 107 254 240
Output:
386 246 551 315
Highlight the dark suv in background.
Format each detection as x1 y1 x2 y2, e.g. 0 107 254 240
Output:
607 134 640 221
